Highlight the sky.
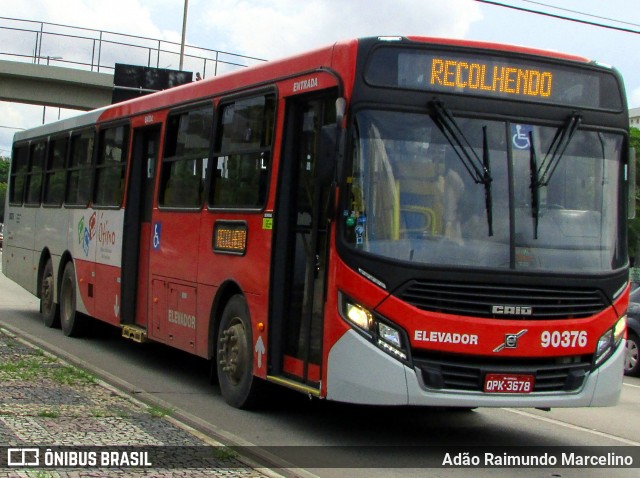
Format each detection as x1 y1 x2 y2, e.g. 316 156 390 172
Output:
1 0 639 157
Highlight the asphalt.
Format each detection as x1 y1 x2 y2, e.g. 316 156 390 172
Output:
0 326 282 478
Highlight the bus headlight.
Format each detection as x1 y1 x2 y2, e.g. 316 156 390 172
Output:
594 316 626 367
344 302 374 334
378 322 402 348
339 294 409 362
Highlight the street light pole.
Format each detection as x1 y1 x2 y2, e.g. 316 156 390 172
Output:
43 56 63 124
179 0 189 71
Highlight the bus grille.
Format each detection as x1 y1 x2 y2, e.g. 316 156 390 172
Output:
413 353 592 393
397 280 608 319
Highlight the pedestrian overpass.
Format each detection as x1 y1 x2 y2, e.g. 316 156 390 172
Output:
0 59 113 110
0 17 265 112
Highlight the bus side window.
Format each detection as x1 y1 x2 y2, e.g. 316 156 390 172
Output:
25 141 46 205
9 145 29 205
209 94 274 209
66 130 95 207
44 136 68 207
159 104 213 209
94 125 129 207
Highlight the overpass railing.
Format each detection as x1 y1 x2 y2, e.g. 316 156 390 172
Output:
0 16 266 78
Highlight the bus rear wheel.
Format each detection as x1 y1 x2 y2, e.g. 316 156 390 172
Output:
41 259 59 328
60 262 84 337
217 295 262 409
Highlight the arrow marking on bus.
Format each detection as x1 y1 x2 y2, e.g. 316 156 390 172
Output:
114 294 120 318
255 336 265 369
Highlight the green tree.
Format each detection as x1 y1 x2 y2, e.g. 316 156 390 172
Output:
0 157 8 182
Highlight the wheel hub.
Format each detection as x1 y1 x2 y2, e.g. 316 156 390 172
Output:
42 274 54 314
219 321 248 385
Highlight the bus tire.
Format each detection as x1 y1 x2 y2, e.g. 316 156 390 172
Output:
41 259 59 328
60 262 84 337
217 295 262 409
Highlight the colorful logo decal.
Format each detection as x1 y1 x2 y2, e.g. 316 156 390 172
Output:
77 212 98 257
89 212 96 240
77 217 84 245
82 228 90 256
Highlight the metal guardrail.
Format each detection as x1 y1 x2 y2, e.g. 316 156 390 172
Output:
0 16 266 78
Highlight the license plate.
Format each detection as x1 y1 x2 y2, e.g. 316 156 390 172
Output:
483 373 534 394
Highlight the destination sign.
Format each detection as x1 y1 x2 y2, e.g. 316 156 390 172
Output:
365 47 622 110
429 58 553 99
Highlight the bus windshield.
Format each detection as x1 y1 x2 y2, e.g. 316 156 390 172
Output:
344 109 624 273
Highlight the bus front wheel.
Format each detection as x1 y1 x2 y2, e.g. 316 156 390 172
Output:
41 259 59 328
60 262 84 337
217 295 262 409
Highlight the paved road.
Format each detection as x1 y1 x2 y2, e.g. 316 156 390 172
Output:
1 252 638 477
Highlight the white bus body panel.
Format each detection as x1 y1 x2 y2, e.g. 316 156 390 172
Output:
67 208 124 315
326 329 624 408
35 207 69 300
3 208 37 294
3 108 105 299
3 205 124 317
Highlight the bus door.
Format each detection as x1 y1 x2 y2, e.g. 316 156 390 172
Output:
121 125 160 330
271 93 337 388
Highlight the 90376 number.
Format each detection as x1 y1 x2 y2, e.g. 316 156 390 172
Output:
541 330 587 348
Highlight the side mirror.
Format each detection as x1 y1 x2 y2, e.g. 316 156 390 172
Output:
316 97 347 186
336 97 346 124
316 124 338 186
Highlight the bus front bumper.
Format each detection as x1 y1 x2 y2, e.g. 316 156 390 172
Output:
326 330 624 408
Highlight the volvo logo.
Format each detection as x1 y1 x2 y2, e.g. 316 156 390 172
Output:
492 305 533 316
493 329 528 352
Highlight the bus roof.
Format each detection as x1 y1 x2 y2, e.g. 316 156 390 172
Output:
96 39 349 123
404 36 591 64
12 36 603 145
13 107 107 143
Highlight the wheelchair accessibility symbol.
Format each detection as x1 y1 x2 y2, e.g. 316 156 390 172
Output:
512 124 532 150
152 222 162 250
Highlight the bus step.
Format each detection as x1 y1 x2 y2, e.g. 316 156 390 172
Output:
266 375 321 398
121 325 148 343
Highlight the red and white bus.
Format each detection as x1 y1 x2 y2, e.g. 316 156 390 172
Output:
2 36 631 409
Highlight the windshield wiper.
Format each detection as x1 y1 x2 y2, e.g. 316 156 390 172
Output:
482 125 493 236
529 130 540 239
529 113 582 239
538 113 582 186
429 100 493 236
